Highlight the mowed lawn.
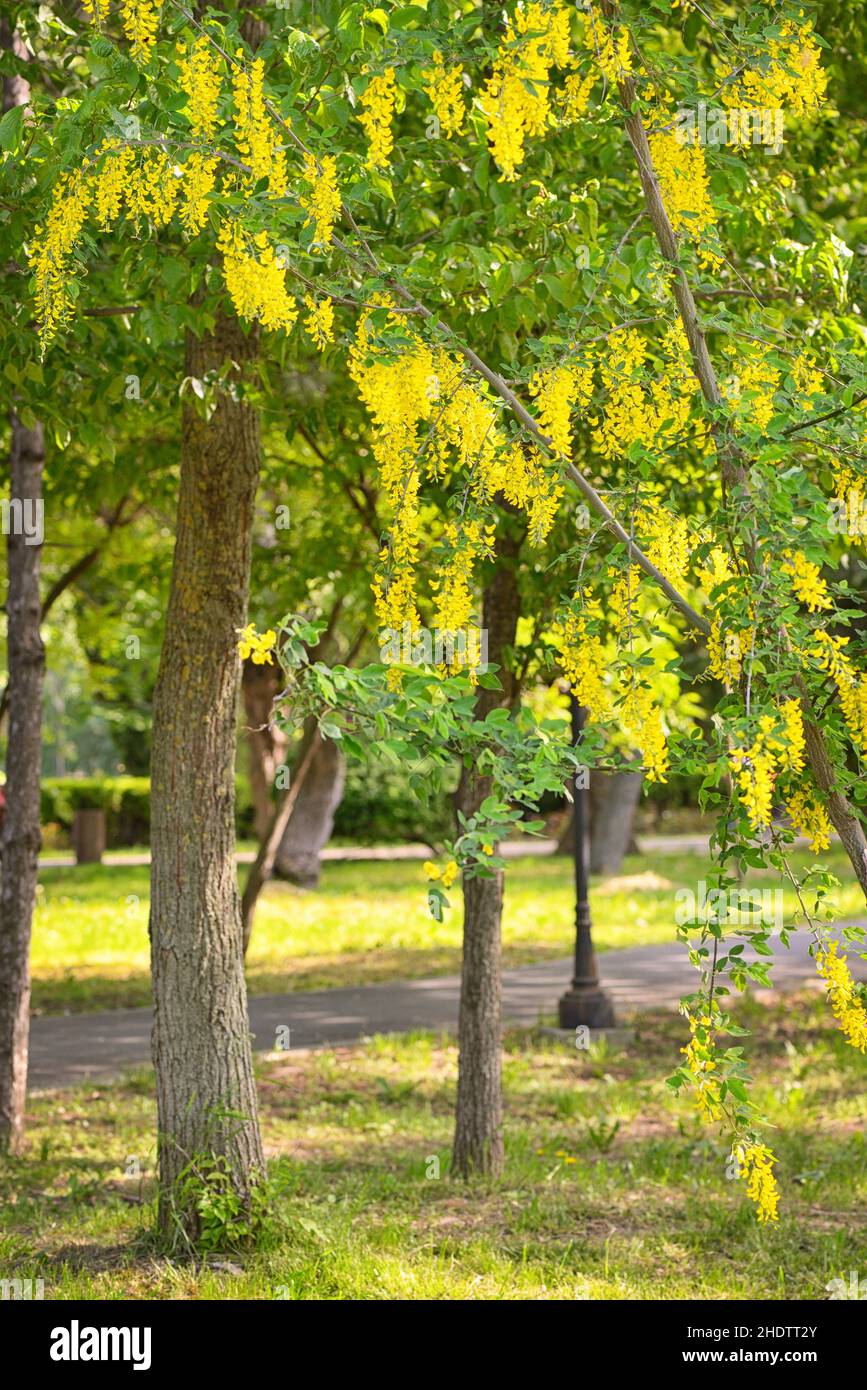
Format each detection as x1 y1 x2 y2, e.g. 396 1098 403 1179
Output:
30 848 866 1015
2 993 865 1299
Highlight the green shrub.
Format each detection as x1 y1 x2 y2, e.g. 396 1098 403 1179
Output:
40 775 256 848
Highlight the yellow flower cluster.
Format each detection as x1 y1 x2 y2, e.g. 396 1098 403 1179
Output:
812 630 867 753
423 52 466 138
722 19 827 118
424 859 459 888
791 352 823 406
529 361 593 461
781 549 831 612
179 152 218 233
303 295 334 350
733 1144 780 1223
120 0 162 63
29 170 92 349
647 125 719 266
232 55 287 196
237 624 277 664
816 942 867 1052
553 609 610 722
482 1 573 181
723 343 780 433
620 679 669 782
558 70 595 125
349 300 434 630
584 4 631 84
591 325 708 460
92 141 133 229
217 224 298 331
125 148 180 226
431 520 495 666
681 1012 723 1121
777 698 805 774
359 68 397 170
696 548 753 685
786 785 831 852
298 153 341 247
730 716 780 832
610 496 691 630
177 36 222 141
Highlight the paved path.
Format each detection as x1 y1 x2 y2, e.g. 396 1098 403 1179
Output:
28 930 864 1091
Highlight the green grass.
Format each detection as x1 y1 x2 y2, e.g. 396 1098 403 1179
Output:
31 848 865 1015
2 993 865 1298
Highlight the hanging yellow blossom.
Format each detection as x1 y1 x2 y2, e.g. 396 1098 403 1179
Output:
733 1144 780 1223
29 170 92 350
217 224 298 331
232 54 288 196
722 343 781 433
120 0 162 63
179 152 218 233
92 141 133 229
237 625 277 664
730 715 780 831
359 68 397 170
584 4 631 84
620 679 669 783
782 549 831 612
816 942 867 1052
177 36 222 141
681 1012 723 1121
423 52 465 138
126 148 180 227
786 786 831 852
722 18 827 119
303 295 334 350
529 361 593 460
553 607 610 722
482 1 574 181
647 126 717 242
791 353 823 407
298 153 341 246
812 630 867 753
777 698 805 773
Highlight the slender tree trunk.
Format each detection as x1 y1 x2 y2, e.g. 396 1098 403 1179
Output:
0 417 45 1154
274 736 345 886
149 315 265 1238
242 659 288 839
0 22 45 1156
452 532 522 1179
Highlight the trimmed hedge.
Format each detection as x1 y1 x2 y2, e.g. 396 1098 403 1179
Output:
41 776 255 849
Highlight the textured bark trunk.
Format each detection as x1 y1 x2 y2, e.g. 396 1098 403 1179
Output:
0 416 45 1154
588 768 643 874
274 736 345 886
452 534 522 1179
242 659 288 839
0 23 44 1156
149 315 265 1239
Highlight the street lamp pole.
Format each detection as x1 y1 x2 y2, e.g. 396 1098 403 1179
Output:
558 696 616 1030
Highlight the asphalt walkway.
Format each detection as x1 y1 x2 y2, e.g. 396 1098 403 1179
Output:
28 929 863 1091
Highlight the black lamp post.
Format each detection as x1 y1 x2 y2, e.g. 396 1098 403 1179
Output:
558 696 616 1030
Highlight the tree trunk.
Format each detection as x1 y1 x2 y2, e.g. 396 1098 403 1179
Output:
0 22 45 1156
588 768 643 874
0 416 45 1154
452 532 522 1179
241 658 288 839
149 315 265 1240
274 735 345 886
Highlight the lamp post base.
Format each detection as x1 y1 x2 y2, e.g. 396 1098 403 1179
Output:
558 985 616 1030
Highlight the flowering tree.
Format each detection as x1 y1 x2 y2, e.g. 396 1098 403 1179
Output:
19 0 867 1233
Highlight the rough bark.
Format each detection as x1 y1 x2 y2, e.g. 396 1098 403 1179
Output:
0 22 45 1156
452 533 522 1179
149 315 265 1239
241 658 288 839
0 416 45 1154
274 735 345 886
